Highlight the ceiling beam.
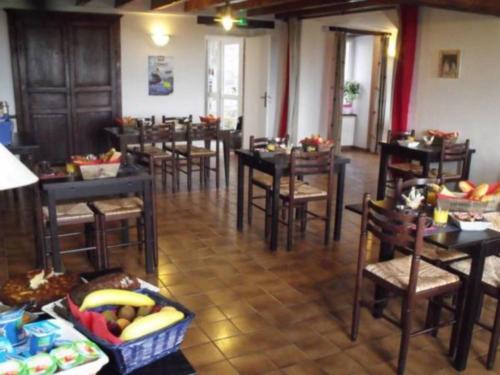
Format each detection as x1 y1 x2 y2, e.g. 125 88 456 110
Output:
277 0 399 19
151 0 185 10
411 0 500 16
114 0 134 7
230 0 291 12
75 0 92 5
245 0 348 16
185 0 234 12
197 15 275 28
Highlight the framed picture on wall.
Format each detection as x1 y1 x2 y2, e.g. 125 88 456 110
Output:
438 50 460 79
148 56 174 95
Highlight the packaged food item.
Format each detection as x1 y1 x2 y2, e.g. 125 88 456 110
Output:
73 340 101 362
0 337 14 362
50 344 83 370
0 358 28 375
23 321 59 355
0 308 26 345
24 353 57 375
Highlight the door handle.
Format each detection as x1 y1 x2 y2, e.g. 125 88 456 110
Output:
260 91 271 108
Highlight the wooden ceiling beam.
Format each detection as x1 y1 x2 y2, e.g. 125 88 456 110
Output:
151 0 185 10
185 0 244 12
245 0 348 16
276 0 399 19
412 0 500 16
75 0 92 5
114 0 134 7
229 0 292 12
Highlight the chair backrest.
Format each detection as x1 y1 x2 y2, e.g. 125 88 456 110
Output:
359 193 427 295
162 115 192 125
138 120 175 151
394 177 441 202
438 139 470 181
186 121 220 153
249 135 289 151
387 129 415 142
288 146 335 200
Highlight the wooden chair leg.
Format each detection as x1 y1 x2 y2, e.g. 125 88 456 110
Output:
449 285 466 358
176 154 181 191
487 298 500 370
162 160 167 191
325 199 332 245
248 171 254 225
287 203 294 251
187 157 192 192
300 203 307 234
397 299 413 375
351 275 362 341
137 217 143 253
171 157 177 193
425 297 443 338
264 189 271 239
100 217 109 269
215 154 220 189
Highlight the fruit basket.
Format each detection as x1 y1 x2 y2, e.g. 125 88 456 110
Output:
77 162 121 180
68 289 194 374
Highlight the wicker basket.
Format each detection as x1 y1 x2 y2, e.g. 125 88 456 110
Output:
70 289 195 374
78 162 120 180
438 196 500 212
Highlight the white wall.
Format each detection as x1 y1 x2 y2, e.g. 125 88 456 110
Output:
352 35 374 149
410 8 500 182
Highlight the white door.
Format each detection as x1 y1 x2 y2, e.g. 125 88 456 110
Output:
206 36 244 130
243 35 271 148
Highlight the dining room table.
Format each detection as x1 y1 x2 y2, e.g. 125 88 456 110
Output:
377 141 475 200
345 200 500 371
236 149 351 251
104 125 232 189
35 163 156 274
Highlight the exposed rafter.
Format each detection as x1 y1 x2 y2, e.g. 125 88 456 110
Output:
229 0 291 12
245 0 349 17
114 0 134 7
151 0 185 10
277 0 399 19
185 0 230 12
75 0 92 5
410 0 500 16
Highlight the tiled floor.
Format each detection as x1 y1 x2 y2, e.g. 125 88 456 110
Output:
1 150 498 374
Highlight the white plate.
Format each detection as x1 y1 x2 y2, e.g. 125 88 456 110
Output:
451 216 492 231
397 140 420 148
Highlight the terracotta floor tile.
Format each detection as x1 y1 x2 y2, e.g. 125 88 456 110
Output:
266 344 308 368
199 319 241 340
282 361 328 375
195 306 228 323
197 360 239 375
230 352 278 375
295 334 341 360
219 301 257 319
315 352 365 375
183 342 225 368
214 335 259 358
231 312 272 333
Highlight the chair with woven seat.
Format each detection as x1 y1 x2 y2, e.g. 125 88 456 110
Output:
161 115 192 152
394 177 469 265
351 194 462 375
174 121 220 192
448 247 500 370
91 197 148 269
40 202 102 270
279 146 335 251
386 129 419 182
247 135 289 238
128 120 177 192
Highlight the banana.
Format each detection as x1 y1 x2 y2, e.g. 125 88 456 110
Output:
120 308 184 341
79 289 155 311
470 183 489 200
428 183 442 193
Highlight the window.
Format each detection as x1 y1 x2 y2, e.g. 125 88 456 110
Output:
206 36 244 130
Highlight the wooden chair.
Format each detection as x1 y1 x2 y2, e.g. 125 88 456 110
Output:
279 146 335 251
174 121 220 192
161 115 192 152
386 129 421 180
394 177 469 265
90 197 149 270
247 135 289 238
436 139 470 185
128 120 177 192
40 202 102 270
449 243 500 370
351 194 462 375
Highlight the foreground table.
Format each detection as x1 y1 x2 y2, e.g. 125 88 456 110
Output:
104 126 231 188
236 150 350 251
377 142 474 200
36 164 156 273
346 201 500 371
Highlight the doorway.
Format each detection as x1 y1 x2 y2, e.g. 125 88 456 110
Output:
206 36 244 130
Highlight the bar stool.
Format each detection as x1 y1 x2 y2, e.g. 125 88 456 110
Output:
91 197 149 269
41 202 102 270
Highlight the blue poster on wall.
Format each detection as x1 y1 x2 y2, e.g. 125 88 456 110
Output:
148 56 174 96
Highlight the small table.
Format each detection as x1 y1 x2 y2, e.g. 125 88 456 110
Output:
345 201 500 371
6 132 39 168
37 164 156 274
236 150 350 251
104 126 232 188
377 142 474 200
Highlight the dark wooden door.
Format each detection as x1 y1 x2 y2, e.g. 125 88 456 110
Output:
7 10 122 163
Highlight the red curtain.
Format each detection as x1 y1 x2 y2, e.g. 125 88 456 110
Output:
279 44 290 138
391 5 419 134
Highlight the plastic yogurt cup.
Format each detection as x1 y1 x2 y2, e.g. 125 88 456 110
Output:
23 321 59 355
73 340 101 362
0 358 28 375
24 353 57 375
0 309 26 345
49 344 83 370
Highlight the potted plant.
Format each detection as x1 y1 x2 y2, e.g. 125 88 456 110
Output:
343 81 361 114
